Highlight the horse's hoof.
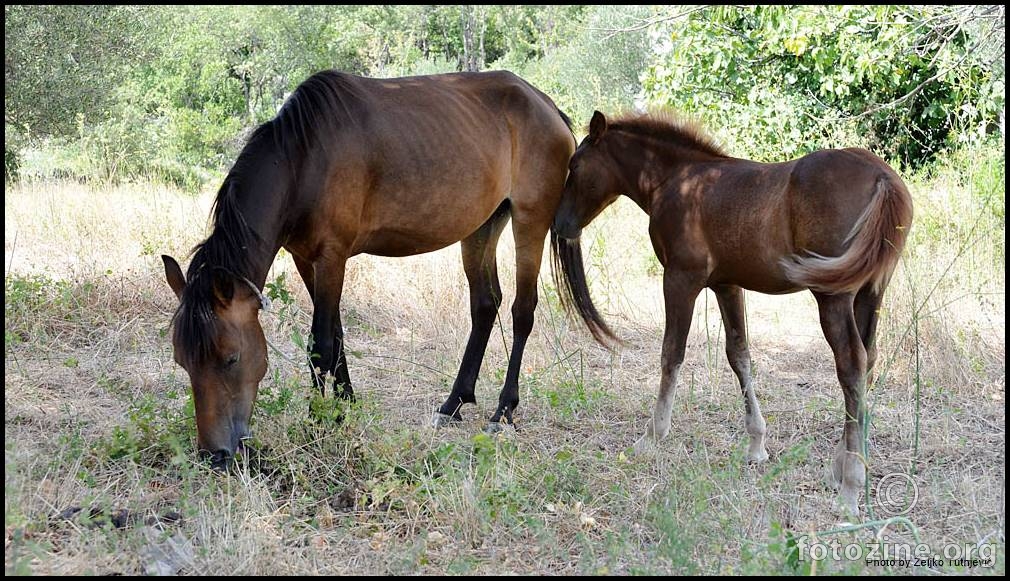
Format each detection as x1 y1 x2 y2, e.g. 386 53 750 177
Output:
431 412 460 429
484 421 515 435
835 496 861 521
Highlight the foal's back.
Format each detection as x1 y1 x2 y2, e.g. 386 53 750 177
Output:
677 148 908 294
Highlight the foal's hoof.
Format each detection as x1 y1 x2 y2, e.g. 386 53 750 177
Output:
631 435 655 456
431 412 461 429
746 447 769 464
835 495 862 521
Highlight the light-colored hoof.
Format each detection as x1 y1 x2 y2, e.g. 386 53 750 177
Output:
431 412 459 429
631 434 655 456
746 446 769 464
836 494 861 521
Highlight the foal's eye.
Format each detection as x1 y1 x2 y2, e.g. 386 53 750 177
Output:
224 353 240 368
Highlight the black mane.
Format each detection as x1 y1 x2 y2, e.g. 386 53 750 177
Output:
172 70 360 365
172 178 261 366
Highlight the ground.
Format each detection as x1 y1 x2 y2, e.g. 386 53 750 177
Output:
4 180 1005 575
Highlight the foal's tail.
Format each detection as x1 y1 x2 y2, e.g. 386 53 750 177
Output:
550 229 622 348
783 175 913 294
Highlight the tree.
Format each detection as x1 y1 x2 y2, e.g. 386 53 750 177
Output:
4 5 150 139
641 5 1005 165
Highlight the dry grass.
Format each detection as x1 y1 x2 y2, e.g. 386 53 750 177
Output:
4 169 1005 574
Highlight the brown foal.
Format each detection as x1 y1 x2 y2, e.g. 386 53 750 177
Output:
551 110 913 515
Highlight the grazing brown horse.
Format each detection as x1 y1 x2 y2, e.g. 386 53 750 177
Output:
161 70 575 469
551 110 912 515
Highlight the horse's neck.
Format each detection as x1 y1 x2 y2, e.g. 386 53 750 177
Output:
613 137 718 214
221 183 288 289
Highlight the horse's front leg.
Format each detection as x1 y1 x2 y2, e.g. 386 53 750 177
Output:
632 269 703 454
309 255 352 400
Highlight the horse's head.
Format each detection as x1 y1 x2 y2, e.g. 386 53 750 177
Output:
162 255 268 470
553 110 624 239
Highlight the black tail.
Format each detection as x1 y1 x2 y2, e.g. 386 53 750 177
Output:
550 229 621 348
557 107 577 146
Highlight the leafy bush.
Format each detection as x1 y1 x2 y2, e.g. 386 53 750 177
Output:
642 6 1004 166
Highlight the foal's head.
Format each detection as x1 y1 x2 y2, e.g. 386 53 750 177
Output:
553 111 625 239
162 255 268 469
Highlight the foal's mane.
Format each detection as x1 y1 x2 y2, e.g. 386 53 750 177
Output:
173 70 361 365
609 110 727 158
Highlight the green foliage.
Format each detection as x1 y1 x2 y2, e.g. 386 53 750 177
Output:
4 6 151 139
5 274 74 348
508 5 652 126
6 5 656 184
6 5 1001 182
642 5 1004 165
96 392 195 465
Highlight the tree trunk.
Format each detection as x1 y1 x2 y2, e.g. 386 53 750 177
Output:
459 5 485 72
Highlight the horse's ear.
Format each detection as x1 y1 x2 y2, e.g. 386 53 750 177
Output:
211 268 236 306
589 110 608 143
162 255 186 301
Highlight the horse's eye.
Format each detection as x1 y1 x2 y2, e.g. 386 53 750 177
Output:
224 353 240 368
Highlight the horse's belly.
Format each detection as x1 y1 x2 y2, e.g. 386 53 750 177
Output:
353 224 474 257
351 197 504 257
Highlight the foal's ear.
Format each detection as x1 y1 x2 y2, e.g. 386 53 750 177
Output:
162 255 186 300
589 110 608 143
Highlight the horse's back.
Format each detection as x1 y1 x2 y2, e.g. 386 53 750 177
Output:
324 70 563 137
283 71 572 259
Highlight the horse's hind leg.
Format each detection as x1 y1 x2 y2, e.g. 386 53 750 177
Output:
434 204 510 426
632 269 703 454
713 285 768 463
814 291 867 517
486 216 549 430
828 284 883 489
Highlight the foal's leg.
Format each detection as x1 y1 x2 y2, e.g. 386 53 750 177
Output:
814 291 867 516
829 284 884 491
486 218 548 430
308 255 352 400
713 285 768 463
433 205 510 426
632 270 703 454
853 284 883 384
